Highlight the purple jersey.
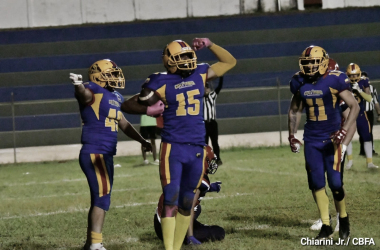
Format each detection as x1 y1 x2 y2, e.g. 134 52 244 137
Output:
353 77 370 114
142 64 209 146
290 71 350 142
78 82 124 155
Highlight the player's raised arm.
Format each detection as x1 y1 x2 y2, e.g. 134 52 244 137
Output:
192 38 236 80
70 73 93 105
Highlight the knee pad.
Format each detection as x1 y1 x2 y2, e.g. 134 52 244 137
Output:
178 191 195 211
331 187 345 201
163 185 180 206
92 194 111 211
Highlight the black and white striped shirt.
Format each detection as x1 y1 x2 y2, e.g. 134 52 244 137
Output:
203 91 217 121
365 84 379 112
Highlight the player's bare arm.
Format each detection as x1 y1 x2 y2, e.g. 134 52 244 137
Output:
287 91 304 153
121 88 164 117
70 73 93 105
339 89 359 145
121 93 147 114
288 91 304 135
192 38 237 81
118 114 152 152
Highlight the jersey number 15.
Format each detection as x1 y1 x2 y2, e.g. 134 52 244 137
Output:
176 89 200 116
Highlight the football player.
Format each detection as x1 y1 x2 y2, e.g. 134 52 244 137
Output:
310 58 345 232
121 38 236 250
288 46 359 240
153 146 225 245
345 63 378 169
69 59 152 250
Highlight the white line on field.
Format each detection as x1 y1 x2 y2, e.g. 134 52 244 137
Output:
3 174 136 187
236 224 270 230
233 167 304 176
0 193 253 220
3 187 150 200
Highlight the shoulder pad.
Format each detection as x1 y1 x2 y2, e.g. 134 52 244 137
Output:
289 73 303 95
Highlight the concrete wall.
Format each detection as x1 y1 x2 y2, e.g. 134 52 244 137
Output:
2 0 378 29
12 0 380 29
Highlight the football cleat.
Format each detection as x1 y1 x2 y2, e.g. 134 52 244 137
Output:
335 213 340 232
143 159 149 165
310 219 322 231
346 160 353 170
310 215 332 231
316 224 333 239
152 159 159 165
339 215 350 240
367 163 379 169
83 243 107 250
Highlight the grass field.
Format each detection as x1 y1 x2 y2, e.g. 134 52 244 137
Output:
0 141 379 250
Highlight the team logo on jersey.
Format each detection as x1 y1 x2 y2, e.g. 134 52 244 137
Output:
175 81 195 89
109 100 120 107
304 89 323 97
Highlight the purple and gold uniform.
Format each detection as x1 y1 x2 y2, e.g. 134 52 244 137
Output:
143 64 209 210
290 71 350 190
77 81 124 211
352 77 371 142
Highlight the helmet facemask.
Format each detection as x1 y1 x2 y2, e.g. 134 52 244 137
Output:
162 40 197 75
346 63 361 83
299 46 329 79
89 59 125 89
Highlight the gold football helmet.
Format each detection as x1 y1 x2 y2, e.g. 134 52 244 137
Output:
346 63 361 83
299 45 329 76
88 59 125 89
162 40 197 74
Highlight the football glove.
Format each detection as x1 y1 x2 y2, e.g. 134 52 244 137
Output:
351 83 362 92
330 128 347 145
69 73 83 86
141 139 152 152
192 38 212 51
147 100 164 117
341 144 347 162
209 181 222 193
288 135 302 153
187 236 201 245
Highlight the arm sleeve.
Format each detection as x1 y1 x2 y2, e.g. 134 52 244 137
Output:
209 44 237 77
215 76 223 94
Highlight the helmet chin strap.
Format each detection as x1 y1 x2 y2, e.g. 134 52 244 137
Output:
303 72 321 82
176 68 193 78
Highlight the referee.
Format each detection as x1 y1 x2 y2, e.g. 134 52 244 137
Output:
203 77 223 165
359 71 380 156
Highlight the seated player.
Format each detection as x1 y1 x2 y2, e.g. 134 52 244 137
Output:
153 146 225 244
